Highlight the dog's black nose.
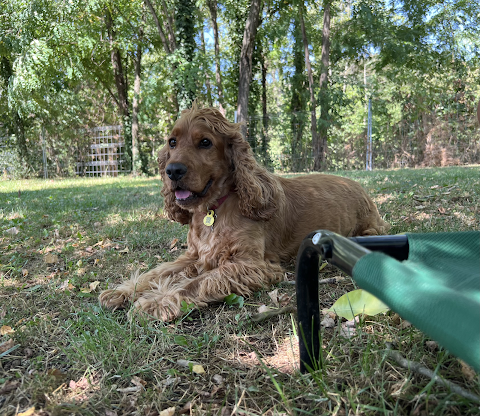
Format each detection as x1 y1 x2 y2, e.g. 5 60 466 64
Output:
165 163 188 181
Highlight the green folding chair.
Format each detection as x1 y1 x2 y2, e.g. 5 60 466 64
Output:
295 230 480 373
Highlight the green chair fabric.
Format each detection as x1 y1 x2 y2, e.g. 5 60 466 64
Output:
353 231 480 372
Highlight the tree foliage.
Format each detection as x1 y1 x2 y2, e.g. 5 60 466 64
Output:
1 0 479 177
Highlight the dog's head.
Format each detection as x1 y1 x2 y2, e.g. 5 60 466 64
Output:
158 104 278 224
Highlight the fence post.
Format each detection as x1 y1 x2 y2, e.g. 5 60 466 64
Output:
42 126 48 179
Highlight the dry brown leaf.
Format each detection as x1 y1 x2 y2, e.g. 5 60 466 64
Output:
159 407 176 416
0 338 15 353
22 269 29 277
0 325 15 335
47 368 67 380
170 238 179 249
268 289 279 306
438 207 446 214
0 380 20 394
77 268 86 277
459 360 476 382
44 253 59 264
16 406 36 416
400 320 412 329
131 376 147 388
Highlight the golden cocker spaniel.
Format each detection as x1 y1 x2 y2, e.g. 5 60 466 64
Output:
99 105 389 320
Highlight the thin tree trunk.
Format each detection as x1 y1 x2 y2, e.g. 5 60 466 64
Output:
200 24 213 106
132 27 143 175
144 0 171 54
317 0 331 170
105 8 131 170
237 0 263 137
299 3 318 170
207 0 224 113
261 46 269 162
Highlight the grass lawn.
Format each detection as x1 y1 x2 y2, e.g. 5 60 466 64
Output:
1 166 479 415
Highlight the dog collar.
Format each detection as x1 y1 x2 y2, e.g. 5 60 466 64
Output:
203 193 230 228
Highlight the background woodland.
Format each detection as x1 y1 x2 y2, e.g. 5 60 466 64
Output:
1 0 479 177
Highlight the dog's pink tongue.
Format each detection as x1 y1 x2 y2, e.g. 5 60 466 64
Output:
175 190 192 200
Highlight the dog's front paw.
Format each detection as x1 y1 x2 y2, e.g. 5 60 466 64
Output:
99 288 132 309
132 295 182 322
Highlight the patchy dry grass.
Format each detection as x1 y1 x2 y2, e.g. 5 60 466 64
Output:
1 167 479 416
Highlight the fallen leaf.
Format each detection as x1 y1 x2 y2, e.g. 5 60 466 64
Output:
17 406 36 416
85 246 93 253
438 207 446 214
45 253 59 264
212 374 224 385
329 289 389 320
0 380 20 394
192 364 205 375
117 386 142 393
47 368 67 380
89 281 100 291
179 402 192 415
0 325 15 335
425 340 438 351
340 326 356 338
131 376 147 388
170 238 179 249
0 338 15 353
22 269 29 277
160 377 180 387
118 247 129 254
459 360 476 382
257 305 271 314
5 226 19 235
58 280 75 291
77 268 86 276
320 317 335 328
400 320 412 329
159 407 176 416
268 289 280 306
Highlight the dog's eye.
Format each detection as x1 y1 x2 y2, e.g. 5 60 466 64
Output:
199 138 212 149
168 138 176 148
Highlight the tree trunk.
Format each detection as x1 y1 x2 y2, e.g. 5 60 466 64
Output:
200 24 213 106
144 0 172 54
144 0 178 113
106 8 131 170
237 0 263 138
299 2 318 171
207 0 224 113
260 46 269 163
317 0 331 171
132 29 143 175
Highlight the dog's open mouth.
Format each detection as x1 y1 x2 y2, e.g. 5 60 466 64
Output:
174 180 213 205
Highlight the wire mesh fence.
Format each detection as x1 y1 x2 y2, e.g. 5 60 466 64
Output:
75 125 127 177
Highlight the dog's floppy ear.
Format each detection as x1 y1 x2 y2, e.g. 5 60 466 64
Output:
226 131 280 221
158 144 192 225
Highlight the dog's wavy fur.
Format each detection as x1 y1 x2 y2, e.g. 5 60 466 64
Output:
99 104 390 320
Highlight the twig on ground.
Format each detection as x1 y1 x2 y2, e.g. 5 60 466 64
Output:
285 277 340 285
385 343 480 402
250 306 296 323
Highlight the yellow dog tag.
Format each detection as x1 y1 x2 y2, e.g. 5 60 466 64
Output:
203 210 215 226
